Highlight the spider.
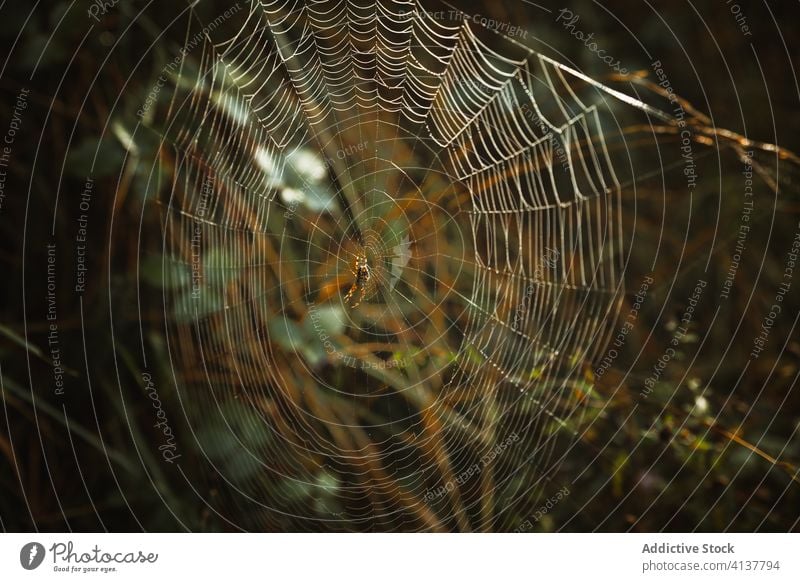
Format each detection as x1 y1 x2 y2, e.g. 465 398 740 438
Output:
344 253 371 308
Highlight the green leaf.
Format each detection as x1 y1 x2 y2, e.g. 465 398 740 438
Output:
67 137 126 178
268 319 306 352
140 255 191 290
200 402 270 451
304 305 346 337
172 287 225 323
0 323 45 360
202 247 238 289
19 32 67 70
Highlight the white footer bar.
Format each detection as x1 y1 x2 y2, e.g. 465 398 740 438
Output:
1 533 796 580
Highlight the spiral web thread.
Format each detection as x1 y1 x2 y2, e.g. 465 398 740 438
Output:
148 0 672 531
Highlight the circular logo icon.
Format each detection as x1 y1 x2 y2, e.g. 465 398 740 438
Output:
20 542 46 570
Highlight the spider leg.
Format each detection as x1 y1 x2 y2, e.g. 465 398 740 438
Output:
344 281 358 305
358 283 367 307
350 282 367 308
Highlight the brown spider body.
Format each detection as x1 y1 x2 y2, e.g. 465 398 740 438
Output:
344 254 371 308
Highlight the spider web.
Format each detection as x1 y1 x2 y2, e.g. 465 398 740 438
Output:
143 0 680 531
